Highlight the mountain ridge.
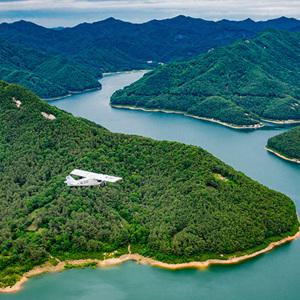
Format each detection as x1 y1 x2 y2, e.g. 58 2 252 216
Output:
1 16 300 98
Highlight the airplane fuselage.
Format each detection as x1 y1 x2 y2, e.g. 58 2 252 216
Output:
65 170 121 187
65 175 105 187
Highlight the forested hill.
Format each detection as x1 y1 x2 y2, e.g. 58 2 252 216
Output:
0 39 101 99
1 16 300 98
0 82 298 287
267 126 300 160
111 30 300 127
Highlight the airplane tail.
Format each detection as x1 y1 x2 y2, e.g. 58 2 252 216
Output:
65 175 77 186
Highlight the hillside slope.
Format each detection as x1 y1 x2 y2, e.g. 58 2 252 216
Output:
111 30 300 127
0 82 298 287
267 126 300 161
0 40 101 98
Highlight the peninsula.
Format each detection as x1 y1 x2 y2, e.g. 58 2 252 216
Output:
111 30 300 128
267 126 300 163
0 81 298 290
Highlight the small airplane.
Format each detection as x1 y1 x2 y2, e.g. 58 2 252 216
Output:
65 169 122 187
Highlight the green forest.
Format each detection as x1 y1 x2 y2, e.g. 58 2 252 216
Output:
0 82 298 288
0 40 102 99
111 30 300 127
1 17 300 99
267 126 300 160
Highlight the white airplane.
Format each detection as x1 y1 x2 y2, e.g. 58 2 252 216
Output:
65 169 122 187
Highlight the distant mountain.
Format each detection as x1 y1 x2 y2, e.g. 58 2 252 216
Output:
291 25 300 32
111 30 300 128
267 126 300 161
0 81 298 288
1 16 300 62
52 27 65 31
0 16 300 98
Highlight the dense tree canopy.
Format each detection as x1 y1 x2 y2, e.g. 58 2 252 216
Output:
0 40 101 99
267 126 300 159
111 30 300 126
0 82 298 287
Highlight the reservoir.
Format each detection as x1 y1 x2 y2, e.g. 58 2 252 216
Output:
1 71 299 300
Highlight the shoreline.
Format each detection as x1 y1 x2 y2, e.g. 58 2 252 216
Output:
44 70 149 101
111 105 264 130
266 147 300 164
1 229 299 294
44 87 101 101
262 118 300 125
103 70 150 77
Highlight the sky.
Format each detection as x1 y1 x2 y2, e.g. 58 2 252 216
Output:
0 0 300 27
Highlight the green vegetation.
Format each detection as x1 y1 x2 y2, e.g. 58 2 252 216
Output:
64 262 97 270
0 40 101 98
267 126 300 160
0 82 298 287
111 30 300 127
1 17 300 99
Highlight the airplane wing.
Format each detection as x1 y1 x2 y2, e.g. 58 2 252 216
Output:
70 169 122 183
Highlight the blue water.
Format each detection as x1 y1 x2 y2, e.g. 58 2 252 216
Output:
1 70 300 300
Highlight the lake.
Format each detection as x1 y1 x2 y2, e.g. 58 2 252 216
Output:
1 70 300 300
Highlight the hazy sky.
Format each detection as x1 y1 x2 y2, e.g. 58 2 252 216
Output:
0 0 300 27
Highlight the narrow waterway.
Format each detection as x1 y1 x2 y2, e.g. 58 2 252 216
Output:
51 71 300 203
